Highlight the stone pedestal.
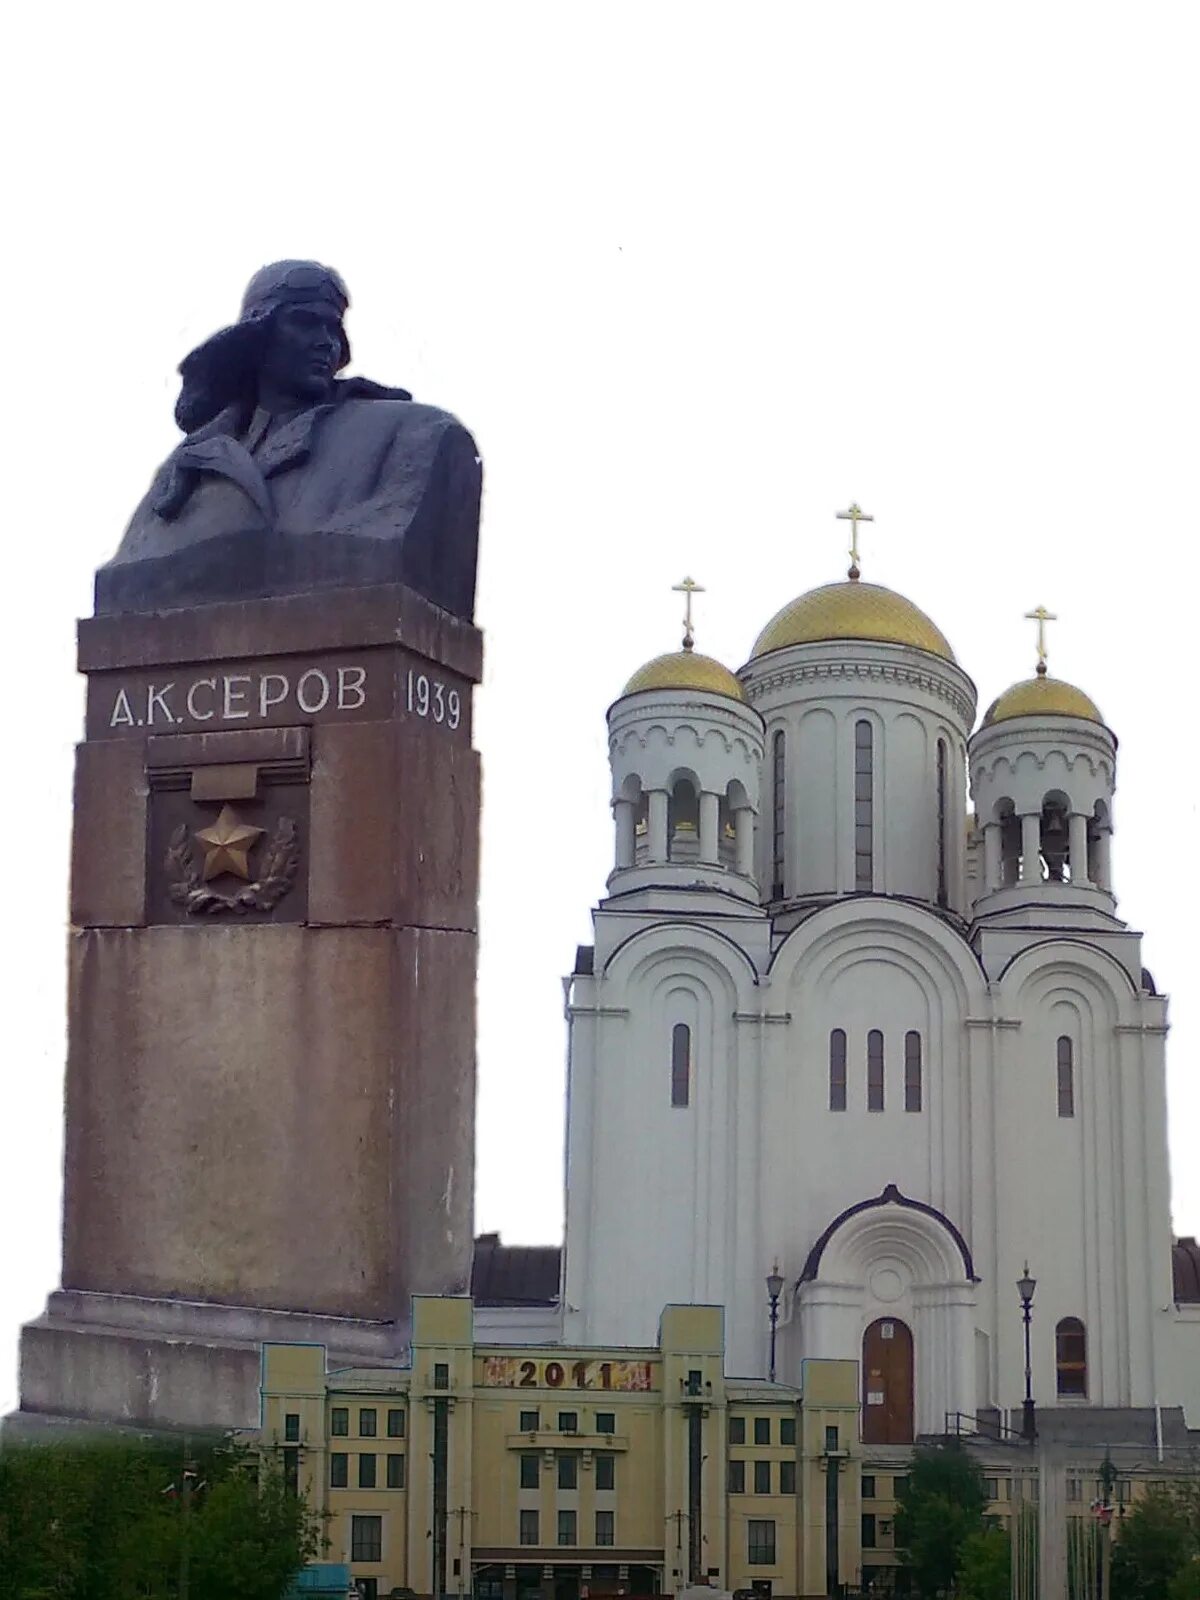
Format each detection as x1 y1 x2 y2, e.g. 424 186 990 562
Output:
15 582 480 1432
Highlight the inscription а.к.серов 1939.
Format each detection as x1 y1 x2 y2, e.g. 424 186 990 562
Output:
88 652 466 738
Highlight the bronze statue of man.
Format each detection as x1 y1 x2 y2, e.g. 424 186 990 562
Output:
97 261 481 619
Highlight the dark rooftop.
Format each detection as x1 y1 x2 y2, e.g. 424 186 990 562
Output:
472 1233 562 1307
1173 1236 1200 1303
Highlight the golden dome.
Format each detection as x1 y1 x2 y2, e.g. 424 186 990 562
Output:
620 648 748 704
982 673 1104 728
751 580 956 663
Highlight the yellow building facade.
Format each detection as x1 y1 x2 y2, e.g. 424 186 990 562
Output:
259 1298 861 1600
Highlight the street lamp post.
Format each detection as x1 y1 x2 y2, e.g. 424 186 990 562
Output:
766 1264 784 1384
1017 1262 1037 1442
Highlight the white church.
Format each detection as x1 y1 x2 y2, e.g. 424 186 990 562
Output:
548 512 1200 1444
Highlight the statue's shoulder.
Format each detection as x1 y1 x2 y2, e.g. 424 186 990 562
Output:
331 383 477 448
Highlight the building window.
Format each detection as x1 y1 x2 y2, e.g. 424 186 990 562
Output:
558 1411 578 1433
558 1510 577 1547
520 1409 539 1432
331 1407 349 1436
351 1515 382 1563
595 1411 615 1434
1056 1317 1087 1397
936 738 949 907
983 1477 998 1500
754 1460 771 1494
386 1453 405 1489
748 1520 776 1565
355 1583 378 1600
558 1453 579 1490
728 1459 746 1494
904 1031 922 1113
825 1426 840 1452
282 1446 299 1496
892 1476 908 1497
753 1417 770 1445
861 1474 875 1499
596 1453 615 1491
772 731 786 899
386 1408 405 1438
284 1412 300 1442
358 1453 377 1489
330 1452 348 1488
854 720 874 891
671 1023 691 1109
829 1028 847 1112
1066 1477 1082 1502
1057 1036 1075 1118
519 1510 539 1546
729 1416 746 1445
596 1510 615 1547
520 1453 539 1489
862 1513 877 1549
779 1416 796 1446
433 1363 449 1390
867 1030 884 1112
780 1460 796 1495
359 1407 377 1438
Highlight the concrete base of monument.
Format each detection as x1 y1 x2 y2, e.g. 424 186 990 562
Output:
12 1289 408 1434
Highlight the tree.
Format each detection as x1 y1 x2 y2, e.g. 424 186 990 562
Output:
1112 1482 1200 1600
957 1526 1011 1600
0 1433 323 1600
893 1443 992 1598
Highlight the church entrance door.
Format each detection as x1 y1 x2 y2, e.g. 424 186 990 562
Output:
861 1317 914 1444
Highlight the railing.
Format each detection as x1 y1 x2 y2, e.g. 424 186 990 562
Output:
943 1409 1025 1443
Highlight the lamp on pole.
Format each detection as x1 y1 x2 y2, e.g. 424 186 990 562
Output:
766 1263 785 1384
1017 1262 1037 1442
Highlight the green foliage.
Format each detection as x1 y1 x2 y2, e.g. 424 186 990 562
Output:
1112 1481 1200 1600
0 1434 323 1600
893 1443 993 1599
957 1525 1011 1600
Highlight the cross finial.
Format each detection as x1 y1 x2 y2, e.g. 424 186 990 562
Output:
836 503 874 580
672 575 705 650
1024 605 1058 677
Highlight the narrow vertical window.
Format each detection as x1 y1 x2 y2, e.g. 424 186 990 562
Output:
1055 1318 1087 1396
671 1023 691 1108
904 1031 922 1113
936 739 949 907
867 1029 884 1111
772 730 786 899
1057 1036 1075 1118
855 721 874 891
829 1029 847 1111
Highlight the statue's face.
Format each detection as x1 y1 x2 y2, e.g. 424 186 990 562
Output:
258 301 343 404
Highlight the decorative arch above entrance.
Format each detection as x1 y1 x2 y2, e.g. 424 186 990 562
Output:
862 1316 915 1444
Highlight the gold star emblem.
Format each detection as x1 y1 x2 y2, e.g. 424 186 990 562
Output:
193 804 265 882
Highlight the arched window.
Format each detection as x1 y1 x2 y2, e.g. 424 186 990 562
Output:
772 731 786 899
829 1029 847 1111
668 778 699 859
671 1023 691 1108
904 1031 922 1113
1055 1318 1087 1397
1057 1037 1075 1118
936 739 949 907
855 721 874 891
867 1029 884 1112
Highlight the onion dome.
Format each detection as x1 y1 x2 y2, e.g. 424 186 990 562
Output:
982 664 1103 728
751 580 955 663
620 645 748 704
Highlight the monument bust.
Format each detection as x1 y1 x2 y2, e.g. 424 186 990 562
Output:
96 261 481 620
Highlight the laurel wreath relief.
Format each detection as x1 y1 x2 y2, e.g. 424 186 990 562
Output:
165 817 300 915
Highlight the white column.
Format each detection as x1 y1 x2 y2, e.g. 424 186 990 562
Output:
734 807 755 878
613 800 635 871
1020 812 1042 885
1094 828 1113 893
699 791 720 863
983 822 1002 892
647 789 669 862
1068 813 1091 887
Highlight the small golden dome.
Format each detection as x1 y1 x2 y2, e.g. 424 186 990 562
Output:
621 648 748 704
982 673 1104 728
751 580 956 663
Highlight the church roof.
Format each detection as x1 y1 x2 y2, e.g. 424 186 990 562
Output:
982 671 1104 728
750 579 956 663
620 647 748 704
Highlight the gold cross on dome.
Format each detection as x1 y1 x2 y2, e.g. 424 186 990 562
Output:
1024 604 1058 676
672 575 705 650
836 503 874 579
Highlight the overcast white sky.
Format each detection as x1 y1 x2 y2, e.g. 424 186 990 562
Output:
2 4 1198 1418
